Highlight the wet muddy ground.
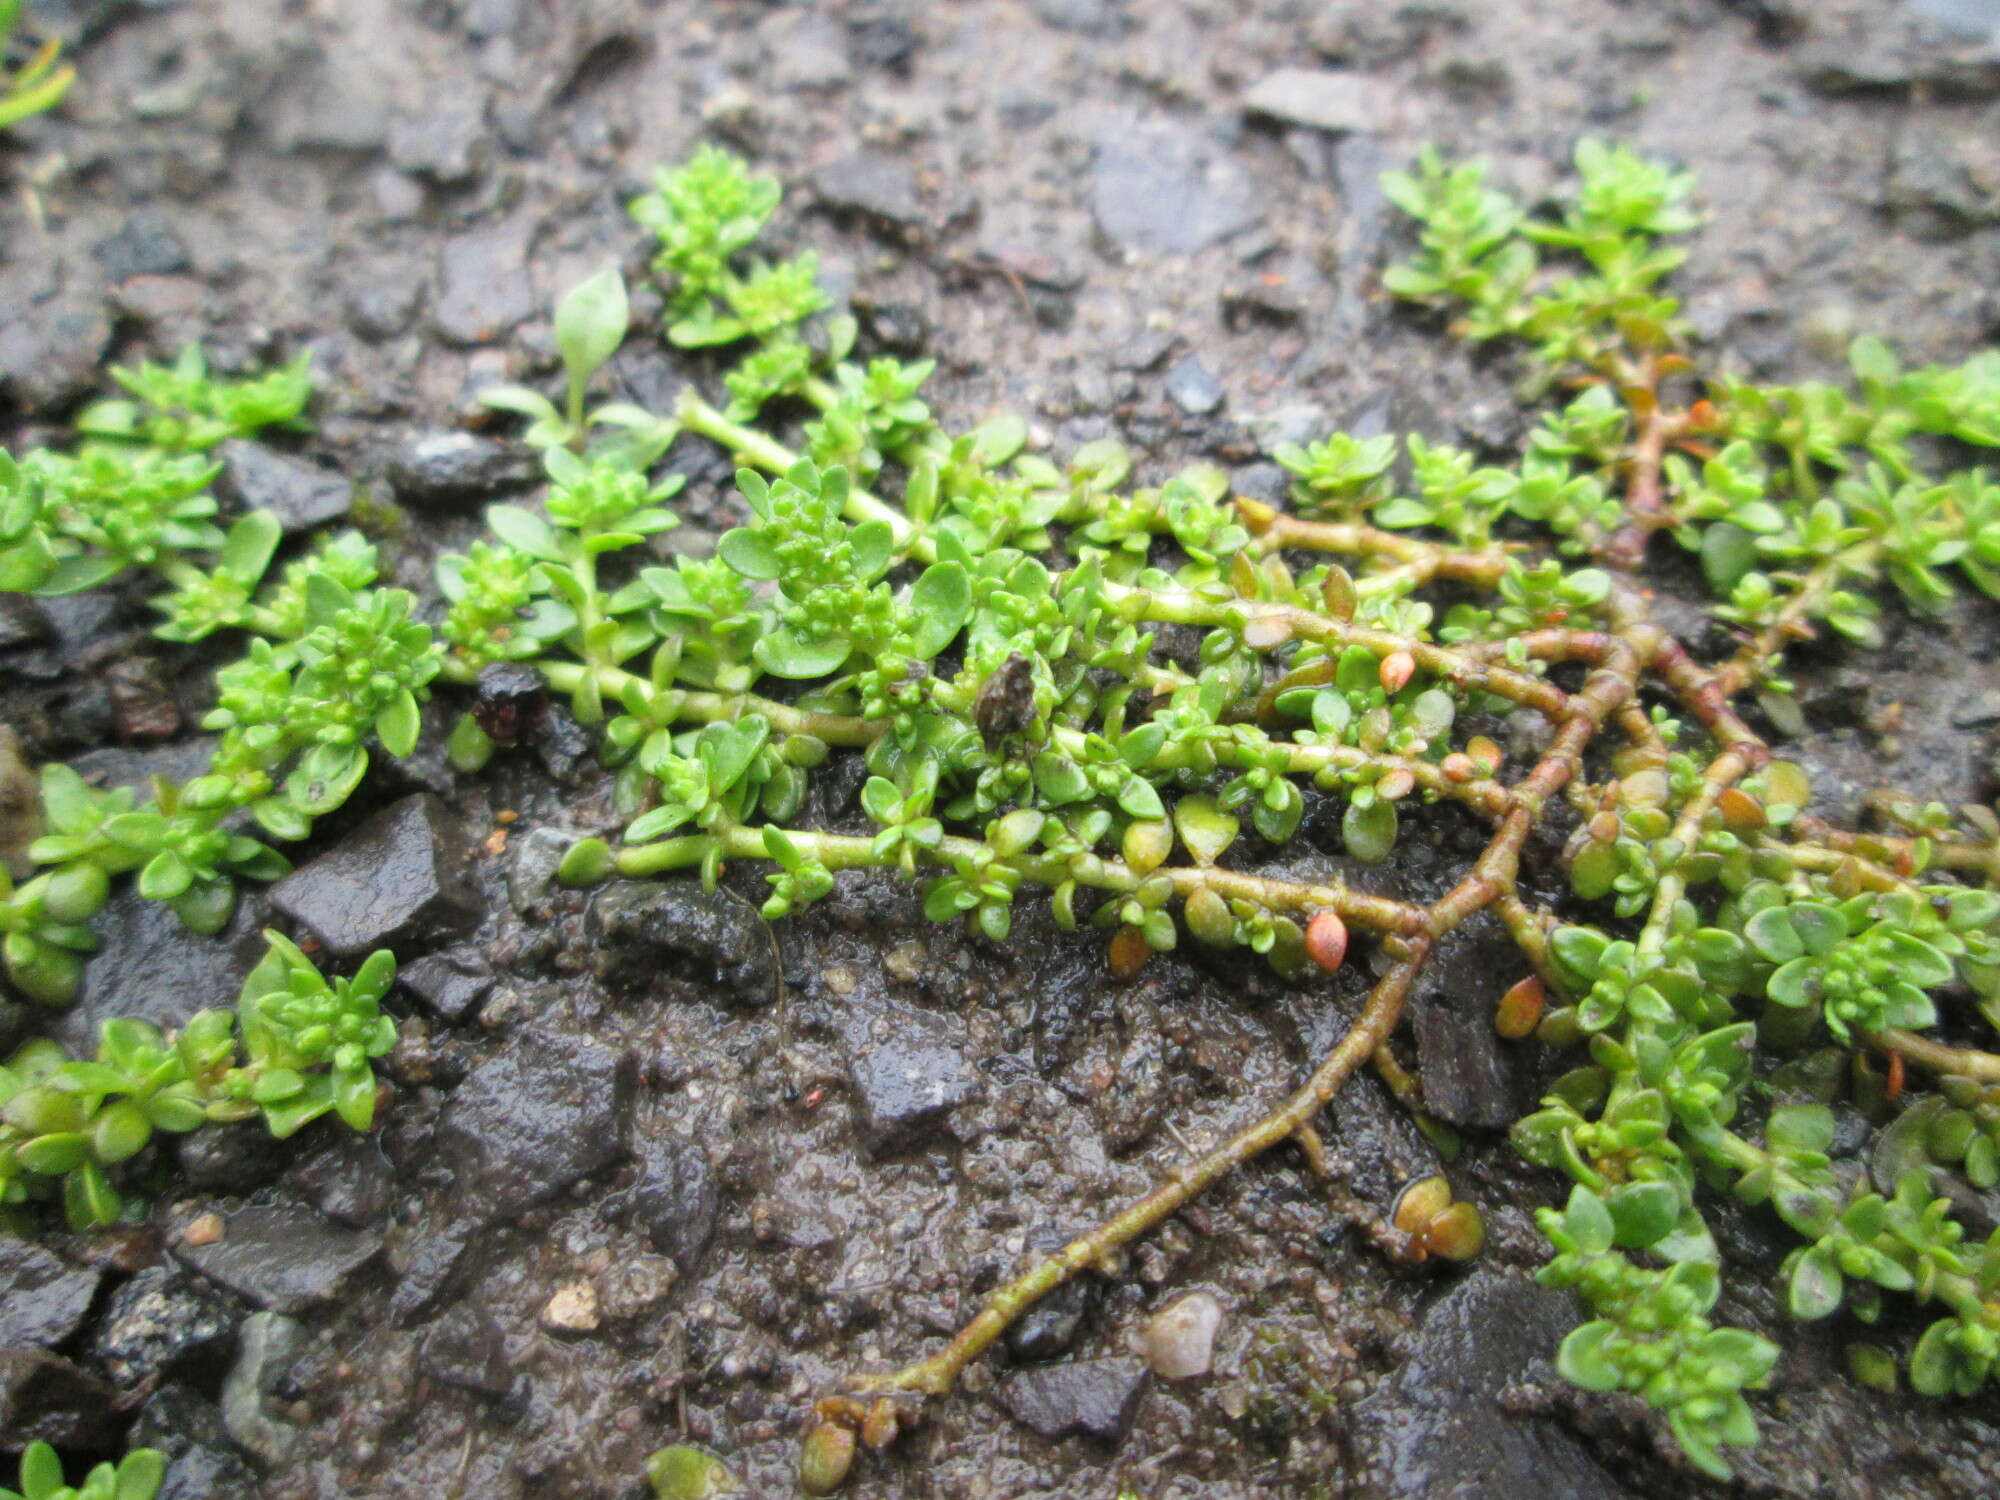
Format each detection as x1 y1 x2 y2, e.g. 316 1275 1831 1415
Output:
4 0 2000 1496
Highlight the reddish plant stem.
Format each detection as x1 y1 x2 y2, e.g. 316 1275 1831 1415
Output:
1603 353 1673 569
844 631 1641 1420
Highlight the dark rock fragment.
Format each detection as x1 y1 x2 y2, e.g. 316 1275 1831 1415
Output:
628 1129 718 1272
88 1267 238 1388
420 1303 511 1397
218 440 353 533
386 431 540 508
218 1312 305 1466
1164 355 1224 416
1112 329 1178 372
1350 1270 1634 1499
175 1204 385 1315
588 880 779 1006
388 100 488 185
0 596 51 653
434 221 537 345
129 1383 259 1500
1232 461 1290 506
269 793 481 957
52 884 266 1054
1412 996 1518 1130
1885 125 2000 238
1243 68 1397 134
1030 0 1130 37
0 294 114 417
471 661 546 747
1408 921 1531 1130
286 1132 397 1228
1949 685 2000 729
389 1221 474 1323
173 1123 291 1195
345 272 427 342
92 208 192 281
1090 121 1260 256
0 1349 121 1449
996 1356 1147 1442
433 1028 631 1222
812 151 926 230
839 998 980 1157
398 945 495 1024
0 1242 101 1352
847 15 917 70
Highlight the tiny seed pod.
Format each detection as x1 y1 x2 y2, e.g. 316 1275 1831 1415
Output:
1420 1201 1485 1261
798 1423 857 1496
1440 753 1476 784
1236 496 1279 533
1619 768 1669 809
1379 650 1415 694
1717 787 1767 832
1493 976 1545 1040
1391 1175 1453 1236
1229 551 1261 597
860 1398 901 1450
1241 615 1293 650
1321 565 1357 621
1109 924 1150 981
1305 909 1348 973
644 1445 743 1499
1465 735 1502 774
1377 768 1415 802
1587 811 1621 844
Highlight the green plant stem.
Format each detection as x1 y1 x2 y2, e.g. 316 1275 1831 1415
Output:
1632 745 1757 971
1106 582 1576 724
1870 1029 2000 1085
611 822 1431 935
675 389 927 557
1241 503 1513 591
1789 815 2000 885
1714 539 1886 698
843 597 1643 1415
873 947 1433 1398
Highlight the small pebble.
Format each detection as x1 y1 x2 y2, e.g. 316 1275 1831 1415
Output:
182 1213 225 1247
541 1282 600 1332
1143 1291 1225 1379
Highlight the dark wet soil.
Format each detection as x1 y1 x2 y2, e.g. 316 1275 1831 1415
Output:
4 1 2000 1497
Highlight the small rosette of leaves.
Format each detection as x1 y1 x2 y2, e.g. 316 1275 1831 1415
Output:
76 346 312 452
629 147 827 349
1738 883 1994 1046
0 1440 164 1500
1 1021 209 1231
1538 1187 1777 1480
209 932 399 1138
